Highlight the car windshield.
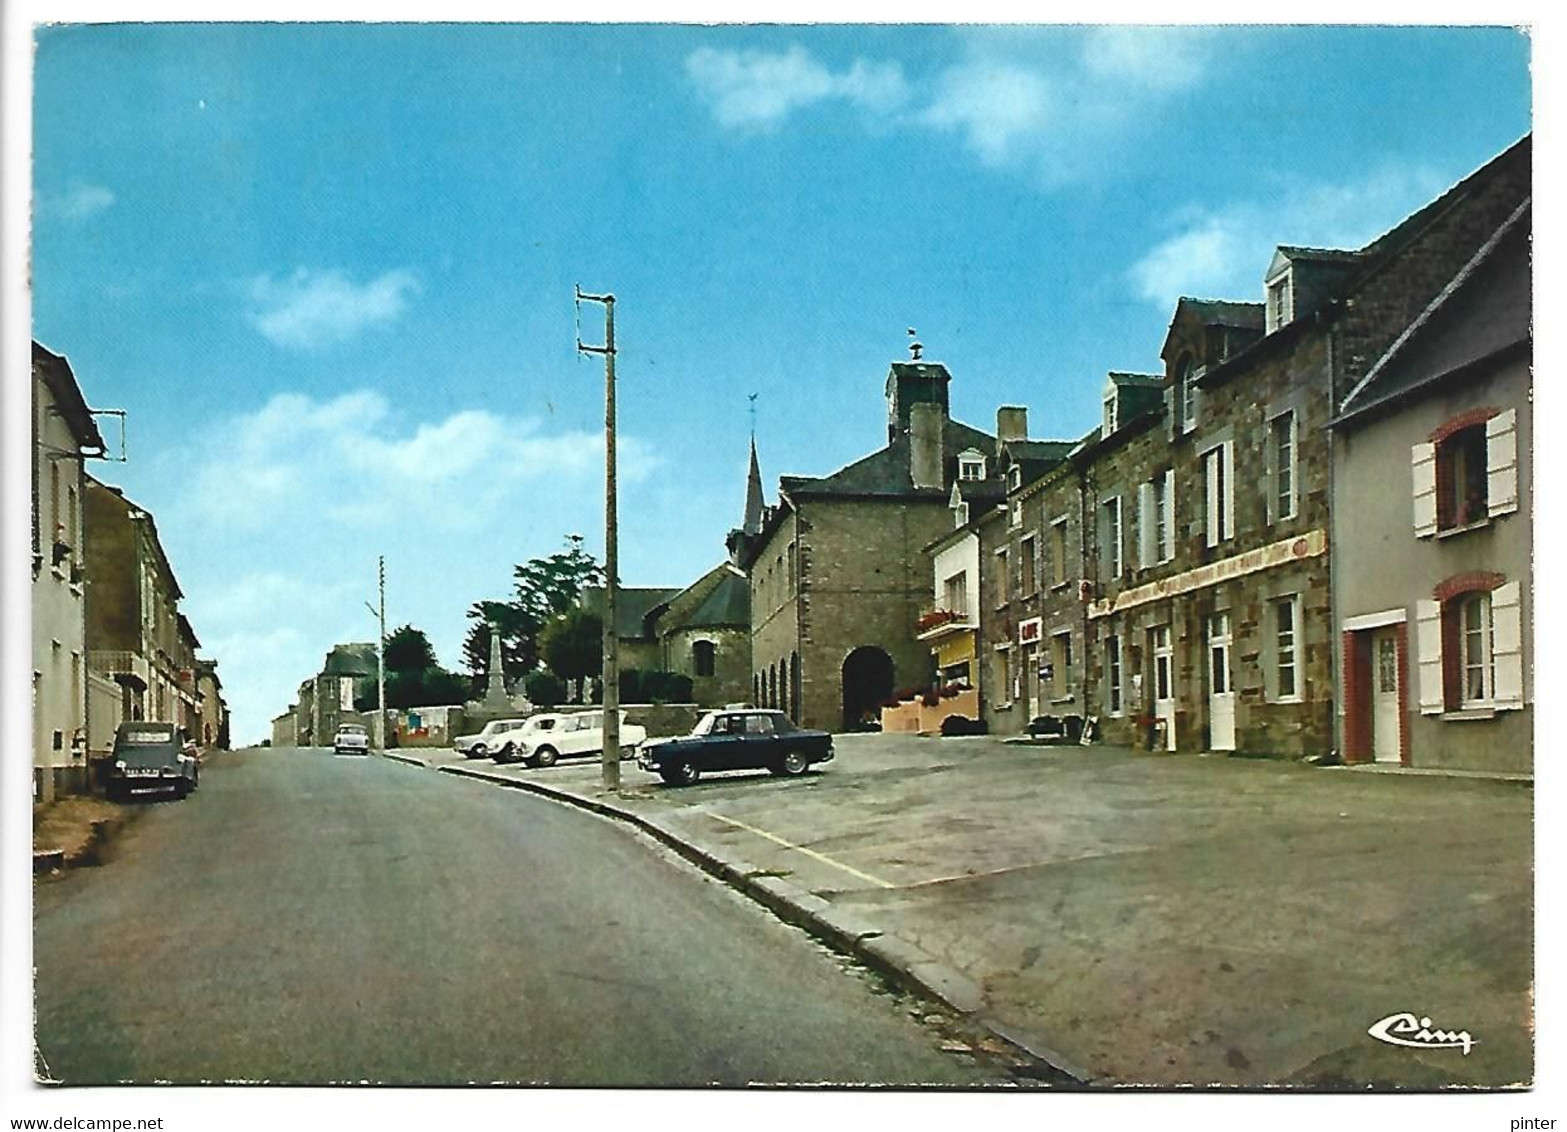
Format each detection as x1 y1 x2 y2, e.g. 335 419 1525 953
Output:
692 712 720 736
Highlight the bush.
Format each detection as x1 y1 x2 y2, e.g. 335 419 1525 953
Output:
619 669 693 704
525 669 566 708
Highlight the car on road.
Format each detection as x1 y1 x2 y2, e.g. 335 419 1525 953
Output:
107 722 200 801
506 709 647 768
636 709 833 786
457 718 529 759
333 723 371 755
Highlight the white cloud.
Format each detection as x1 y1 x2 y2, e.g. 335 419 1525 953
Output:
685 45 910 130
247 268 421 349
1127 165 1452 306
1081 26 1212 92
921 61 1055 167
686 29 1218 186
188 389 660 536
47 181 115 221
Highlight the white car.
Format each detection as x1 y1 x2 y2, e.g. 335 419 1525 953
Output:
333 722 370 755
487 714 566 764
511 709 647 769
457 718 528 759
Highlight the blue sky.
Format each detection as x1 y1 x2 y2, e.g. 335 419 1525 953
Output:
30 23 1531 743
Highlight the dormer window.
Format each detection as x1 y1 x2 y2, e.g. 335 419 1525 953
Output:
1103 391 1119 435
1174 354 1198 434
957 449 987 481
1007 465 1022 492
1266 269 1293 333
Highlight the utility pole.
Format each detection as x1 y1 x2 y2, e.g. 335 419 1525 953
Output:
364 555 387 751
576 286 620 791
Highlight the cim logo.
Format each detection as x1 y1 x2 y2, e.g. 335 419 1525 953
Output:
1367 1012 1477 1055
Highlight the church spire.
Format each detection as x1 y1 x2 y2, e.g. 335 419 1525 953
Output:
743 436 764 536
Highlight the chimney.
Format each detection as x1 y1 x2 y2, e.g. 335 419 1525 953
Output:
910 402 944 490
996 406 1027 456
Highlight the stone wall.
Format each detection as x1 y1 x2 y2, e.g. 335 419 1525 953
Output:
794 496 952 731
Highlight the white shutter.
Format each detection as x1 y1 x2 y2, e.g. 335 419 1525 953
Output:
1416 600 1444 715
1491 582 1524 709
1487 409 1519 518
1412 443 1438 538
1223 442 1236 540
1138 481 1156 567
1162 469 1176 561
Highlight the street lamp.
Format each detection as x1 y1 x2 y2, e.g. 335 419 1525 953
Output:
364 555 386 751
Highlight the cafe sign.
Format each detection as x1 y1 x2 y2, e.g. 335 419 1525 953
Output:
1088 529 1327 619
1018 616 1043 645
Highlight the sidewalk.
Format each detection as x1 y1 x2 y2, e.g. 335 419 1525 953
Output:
387 733 1533 1088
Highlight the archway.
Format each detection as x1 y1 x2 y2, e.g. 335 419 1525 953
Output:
841 646 895 731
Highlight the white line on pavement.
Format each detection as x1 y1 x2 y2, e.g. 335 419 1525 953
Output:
703 811 896 890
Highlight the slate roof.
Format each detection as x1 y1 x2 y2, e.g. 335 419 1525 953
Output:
322 643 377 677
580 586 682 640
1003 439 1076 463
33 341 106 451
1106 371 1164 389
684 570 750 629
781 417 996 499
1275 245 1364 263
1174 298 1265 330
1335 200 1530 425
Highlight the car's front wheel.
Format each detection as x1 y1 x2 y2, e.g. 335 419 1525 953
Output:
660 759 699 786
466 745 484 760
533 745 559 768
776 749 810 777
494 743 514 764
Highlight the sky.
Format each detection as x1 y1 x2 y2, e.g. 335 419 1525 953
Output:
26 22 1532 744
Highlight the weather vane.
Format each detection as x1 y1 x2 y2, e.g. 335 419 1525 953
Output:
748 392 758 439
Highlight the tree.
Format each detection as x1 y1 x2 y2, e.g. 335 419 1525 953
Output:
384 625 438 676
461 600 538 685
524 669 566 708
540 607 602 703
514 535 606 625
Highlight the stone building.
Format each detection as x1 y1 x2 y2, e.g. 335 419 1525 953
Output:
579 585 683 674
1330 199 1530 772
739 356 1002 731
1069 135 1532 757
652 563 752 707
271 706 299 748
83 477 201 741
295 643 377 746
32 341 107 799
194 658 229 750
981 424 1096 734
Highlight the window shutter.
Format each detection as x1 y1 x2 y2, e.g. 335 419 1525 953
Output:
1411 443 1438 537
1491 581 1524 709
1487 408 1519 518
1416 600 1444 715
1138 481 1156 567
1163 469 1176 561
1223 442 1235 540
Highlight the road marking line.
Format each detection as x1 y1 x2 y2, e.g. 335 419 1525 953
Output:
703 811 896 890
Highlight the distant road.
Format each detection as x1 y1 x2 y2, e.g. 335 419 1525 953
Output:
34 747 1005 1087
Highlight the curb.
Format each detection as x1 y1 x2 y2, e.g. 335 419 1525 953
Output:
406 758 1089 1085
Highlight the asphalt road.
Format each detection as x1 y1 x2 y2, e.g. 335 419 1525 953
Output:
33 747 1010 1087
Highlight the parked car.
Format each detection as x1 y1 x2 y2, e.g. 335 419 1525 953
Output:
107 722 199 801
511 709 647 769
488 714 564 764
636 709 833 786
334 722 370 755
457 718 528 759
